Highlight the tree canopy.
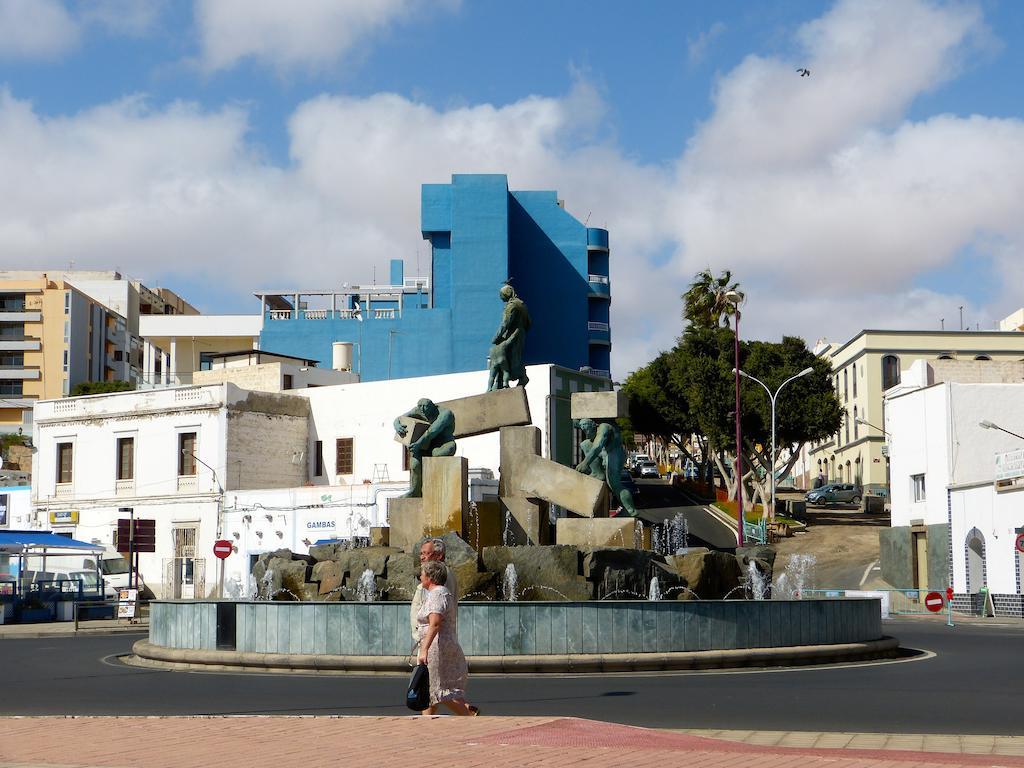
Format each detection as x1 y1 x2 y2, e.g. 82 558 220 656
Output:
622 269 842 511
71 380 135 396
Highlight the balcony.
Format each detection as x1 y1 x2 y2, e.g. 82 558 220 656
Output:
115 479 135 496
177 475 197 493
0 337 41 352
0 366 40 380
54 483 74 499
587 274 610 298
588 321 610 346
0 311 41 323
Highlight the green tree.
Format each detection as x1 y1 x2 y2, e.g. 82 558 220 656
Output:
622 350 701 468
70 380 135 396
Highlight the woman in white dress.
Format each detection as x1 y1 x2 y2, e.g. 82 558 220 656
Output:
416 560 477 716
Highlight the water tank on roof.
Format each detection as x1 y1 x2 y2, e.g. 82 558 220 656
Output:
332 341 353 372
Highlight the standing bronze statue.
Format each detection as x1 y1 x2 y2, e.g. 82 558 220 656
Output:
394 399 456 498
575 418 637 517
488 284 531 390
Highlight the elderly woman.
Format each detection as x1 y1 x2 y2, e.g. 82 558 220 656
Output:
415 560 477 716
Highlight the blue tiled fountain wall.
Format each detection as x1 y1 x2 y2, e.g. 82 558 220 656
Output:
150 599 882 655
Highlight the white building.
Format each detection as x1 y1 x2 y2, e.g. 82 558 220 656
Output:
30 363 606 598
884 360 1024 616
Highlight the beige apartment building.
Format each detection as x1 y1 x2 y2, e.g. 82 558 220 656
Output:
0 271 198 434
806 320 1024 493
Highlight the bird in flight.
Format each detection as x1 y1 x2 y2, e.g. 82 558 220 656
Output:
797 68 811 77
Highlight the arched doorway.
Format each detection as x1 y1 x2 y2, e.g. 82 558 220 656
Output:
966 527 987 594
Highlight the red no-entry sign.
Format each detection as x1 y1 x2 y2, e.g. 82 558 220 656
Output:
924 591 944 612
213 540 233 559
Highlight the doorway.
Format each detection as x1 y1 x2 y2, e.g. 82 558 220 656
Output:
911 530 928 590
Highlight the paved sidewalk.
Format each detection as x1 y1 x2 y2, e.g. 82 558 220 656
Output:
2 717 1023 768
0 619 146 640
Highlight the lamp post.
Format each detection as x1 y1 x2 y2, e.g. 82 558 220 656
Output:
724 289 745 546
734 366 814 521
979 420 1024 441
183 449 225 598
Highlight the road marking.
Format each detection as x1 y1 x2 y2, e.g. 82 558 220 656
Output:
859 559 879 588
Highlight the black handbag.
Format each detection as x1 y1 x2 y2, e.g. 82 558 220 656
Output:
406 663 430 711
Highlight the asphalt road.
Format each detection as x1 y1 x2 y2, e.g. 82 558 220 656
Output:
634 478 738 549
4 619 1022 734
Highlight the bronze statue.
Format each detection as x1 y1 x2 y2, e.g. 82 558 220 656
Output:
488 284 531 390
394 399 456 497
575 418 637 517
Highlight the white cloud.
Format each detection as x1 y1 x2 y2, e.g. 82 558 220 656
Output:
2 0 1023 379
79 0 167 37
193 0 452 73
0 0 79 59
687 21 726 65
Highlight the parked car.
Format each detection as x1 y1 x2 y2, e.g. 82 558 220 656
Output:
637 461 660 478
630 454 651 476
806 483 862 505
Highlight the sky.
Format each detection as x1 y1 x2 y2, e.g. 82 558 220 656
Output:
2 0 1024 377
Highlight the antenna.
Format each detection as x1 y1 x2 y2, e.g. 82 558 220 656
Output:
584 211 591 226
940 318 944 330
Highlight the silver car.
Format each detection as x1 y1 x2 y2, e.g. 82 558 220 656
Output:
806 483 862 505
638 461 660 478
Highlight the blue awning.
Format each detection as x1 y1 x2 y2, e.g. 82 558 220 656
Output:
0 530 105 555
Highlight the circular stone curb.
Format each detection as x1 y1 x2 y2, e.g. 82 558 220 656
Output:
130 637 900 675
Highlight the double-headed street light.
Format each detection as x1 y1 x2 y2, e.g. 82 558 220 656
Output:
733 366 814 521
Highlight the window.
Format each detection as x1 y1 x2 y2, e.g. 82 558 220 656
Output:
852 364 857 397
0 352 24 367
912 473 926 502
116 437 134 481
881 355 901 390
335 438 353 475
853 406 859 439
843 369 848 401
974 355 991 361
0 294 25 311
314 440 324 477
283 374 293 390
0 322 23 338
178 432 197 476
0 380 23 395
844 411 850 444
402 445 411 472
57 442 73 484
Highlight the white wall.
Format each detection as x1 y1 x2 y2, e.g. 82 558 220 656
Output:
948 383 1024 486
949 483 1024 594
887 384 950 528
296 364 555 486
0 487 31 528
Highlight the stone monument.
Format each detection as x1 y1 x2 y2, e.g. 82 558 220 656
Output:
488 284 531 390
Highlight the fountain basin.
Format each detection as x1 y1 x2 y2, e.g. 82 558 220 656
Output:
134 598 897 673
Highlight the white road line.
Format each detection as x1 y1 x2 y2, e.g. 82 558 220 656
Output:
859 560 879 588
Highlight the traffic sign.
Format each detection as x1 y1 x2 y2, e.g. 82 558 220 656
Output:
116 518 156 553
1016 532 1024 554
946 586 954 601
213 539 233 559
924 591 944 612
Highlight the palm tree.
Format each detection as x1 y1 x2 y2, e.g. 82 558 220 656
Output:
682 269 742 329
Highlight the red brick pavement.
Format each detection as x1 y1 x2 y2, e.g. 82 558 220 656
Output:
2 717 1022 768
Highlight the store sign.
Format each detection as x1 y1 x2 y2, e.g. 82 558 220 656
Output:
117 588 138 619
49 510 79 525
995 449 1024 482
304 519 337 531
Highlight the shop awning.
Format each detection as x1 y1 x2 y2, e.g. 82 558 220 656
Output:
0 530 105 555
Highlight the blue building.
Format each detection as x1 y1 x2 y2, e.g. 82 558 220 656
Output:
258 174 612 381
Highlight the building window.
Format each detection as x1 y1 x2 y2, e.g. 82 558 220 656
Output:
844 411 850 444
178 432 197 476
116 437 134 481
402 445 411 472
314 440 324 477
881 355 901 390
843 369 848 401
0 322 23 338
336 438 353 475
57 442 73 484
283 374 293 389
974 355 991 361
0 352 25 367
912 473 926 502
853 406 858 439
0 380 23 395
852 364 857 397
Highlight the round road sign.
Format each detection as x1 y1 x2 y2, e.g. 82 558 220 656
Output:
924 591 944 612
1016 532 1024 554
213 539 233 559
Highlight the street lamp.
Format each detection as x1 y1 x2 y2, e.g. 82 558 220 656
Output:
979 420 1024 441
733 366 814 521
724 289 745 546
183 448 225 597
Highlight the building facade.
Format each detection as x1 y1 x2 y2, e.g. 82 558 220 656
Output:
259 174 613 382
805 326 1024 493
0 271 200 434
883 362 1024 617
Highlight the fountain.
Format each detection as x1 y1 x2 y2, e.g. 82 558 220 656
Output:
647 577 662 601
502 563 518 601
355 569 377 602
746 560 768 600
774 553 817 600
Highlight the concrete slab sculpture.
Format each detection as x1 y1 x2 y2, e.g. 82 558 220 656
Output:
488 284 531 390
438 386 531 439
570 391 636 517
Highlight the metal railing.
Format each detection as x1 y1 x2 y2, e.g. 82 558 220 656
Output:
587 321 610 331
587 274 610 284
